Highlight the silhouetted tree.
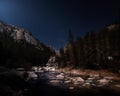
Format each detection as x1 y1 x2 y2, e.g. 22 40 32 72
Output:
68 30 77 67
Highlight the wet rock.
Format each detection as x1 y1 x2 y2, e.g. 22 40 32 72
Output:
69 86 74 90
49 80 60 85
27 71 38 80
49 80 60 83
32 66 38 72
47 75 56 80
56 74 64 79
14 68 26 79
85 79 93 83
51 67 55 71
38 70 44 73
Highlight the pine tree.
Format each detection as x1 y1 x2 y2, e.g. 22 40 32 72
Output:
68 30 77 67
75 37 85 68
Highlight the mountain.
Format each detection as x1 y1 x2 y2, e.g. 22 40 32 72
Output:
0 21 55 68
0 21 51 50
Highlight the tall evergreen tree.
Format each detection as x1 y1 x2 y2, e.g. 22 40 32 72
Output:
68 30 77 67
75 37 85 68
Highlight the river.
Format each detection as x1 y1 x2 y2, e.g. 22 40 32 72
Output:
24 67 120 96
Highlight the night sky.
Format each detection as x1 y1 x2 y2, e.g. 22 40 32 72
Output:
0 0 120 50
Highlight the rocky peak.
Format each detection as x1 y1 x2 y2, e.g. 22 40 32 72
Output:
0 21 39 45
0 21 50 50
15 28 25 40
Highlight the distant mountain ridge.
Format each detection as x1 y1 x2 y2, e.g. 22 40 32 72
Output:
0 20 55 67
0 21 54 52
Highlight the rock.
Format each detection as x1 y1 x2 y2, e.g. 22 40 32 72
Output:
32 66 38 72
90 75 93 77
56 74 64 79
104 76 114 80
49 80 60 83
98 79 110 85
91 84 96 87
48 67 55 71
93 75 100 79
38 70 44 73
76 77 84 82
74 82 80 85
114 84 120 88
87 77 94 80
85 78 94 83
47 75 56 80
15 68 26 79
27 71 38 80
43 67 49 71
69 86 74 90
82 83 91 88
90 74 100 77
64 76 70 80
85 80 93 83
97 85 104 87
60 72 65 76
49 80 60 85
71 78 76 82
38 67 43 71
43 66 56 71
64 80 71 84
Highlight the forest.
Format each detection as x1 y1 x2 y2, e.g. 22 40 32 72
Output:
58 24 120 72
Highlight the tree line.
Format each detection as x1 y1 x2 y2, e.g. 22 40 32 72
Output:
58 24 120 72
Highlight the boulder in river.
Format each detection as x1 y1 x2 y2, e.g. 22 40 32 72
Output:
56 74 64 79
27 71 38 80
85 79 93 83
49 80 60 85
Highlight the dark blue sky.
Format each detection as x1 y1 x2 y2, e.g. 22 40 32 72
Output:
0 0 120 50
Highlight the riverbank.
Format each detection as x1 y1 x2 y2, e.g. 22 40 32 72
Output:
0 66 120 96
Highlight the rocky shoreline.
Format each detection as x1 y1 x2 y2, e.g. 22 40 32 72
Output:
0 66 120 96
